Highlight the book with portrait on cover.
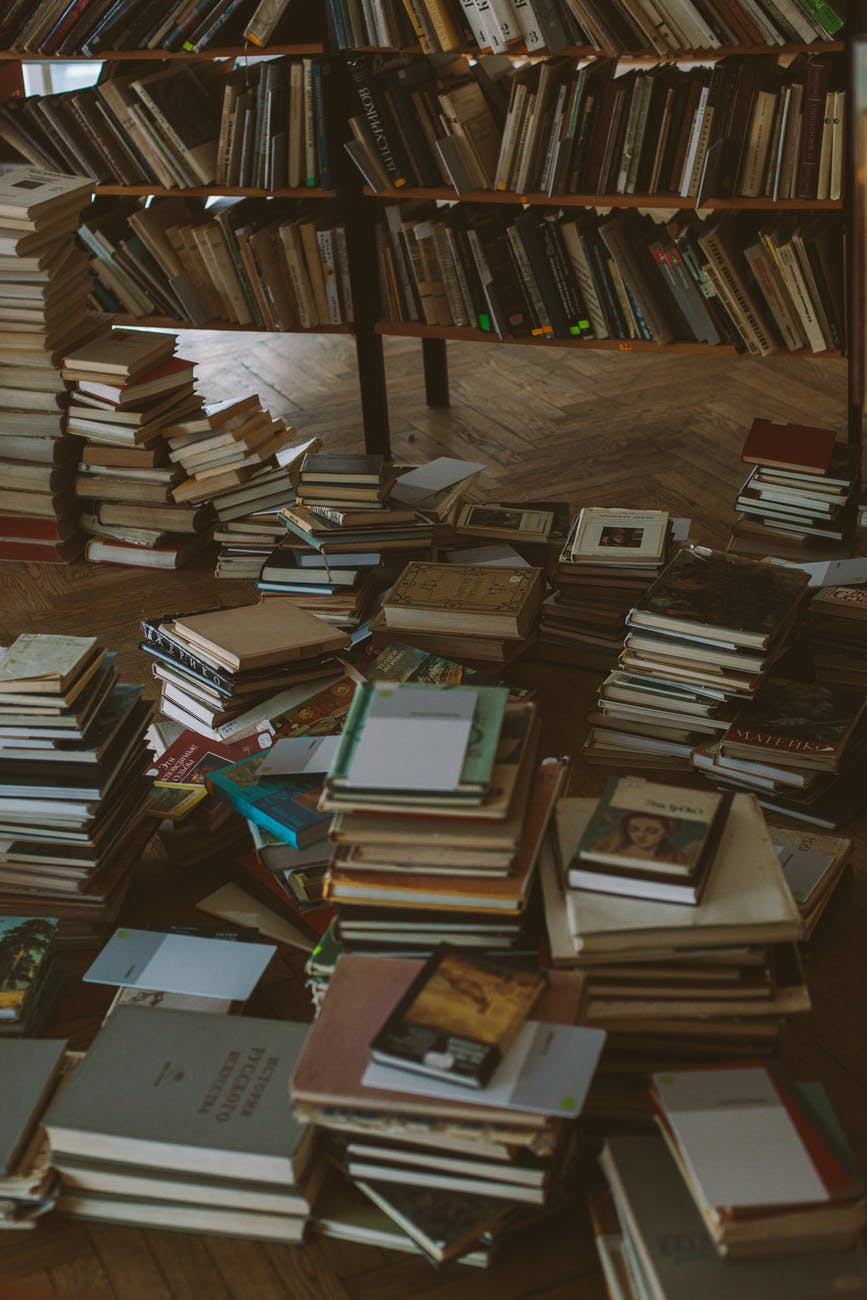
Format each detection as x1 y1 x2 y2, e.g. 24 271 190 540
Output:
370 946 546 1088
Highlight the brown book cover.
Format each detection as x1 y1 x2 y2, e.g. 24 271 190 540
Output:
173 600 349 671
740 418 839 476
383 563 544 639
62 331 175 380
720 678 867 770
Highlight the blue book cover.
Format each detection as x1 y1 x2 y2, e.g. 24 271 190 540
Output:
208 753 330 848
311 61 331 190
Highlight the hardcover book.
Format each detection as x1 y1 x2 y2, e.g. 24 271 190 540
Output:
383 562 544 639
299 453 384 484
566 507 669 565
0 633 98 694
62 330 176 379
455 503 554 542
370 946 546 1087
207 753 330 849
740 418 839 475
720 678 867 769
171 600 350 671
0 1038 66 1176
0 916 58 1025
573 776 726 879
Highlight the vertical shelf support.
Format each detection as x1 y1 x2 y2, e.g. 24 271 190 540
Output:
422 337 450 407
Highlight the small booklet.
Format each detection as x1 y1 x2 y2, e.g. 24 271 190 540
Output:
83 929 276 1002
370 946 546 1088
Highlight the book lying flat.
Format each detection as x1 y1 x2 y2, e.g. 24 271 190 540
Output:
172 601 350 671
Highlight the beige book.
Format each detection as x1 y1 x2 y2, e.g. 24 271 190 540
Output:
172 601 349 670
278 220 318 329
62 330 174 380
737 90 777 198
298 220 330 324
131 67 219 187
383 562 544 638
0 633 98 694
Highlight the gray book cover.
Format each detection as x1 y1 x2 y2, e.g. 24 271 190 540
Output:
44 1008 310 1182
602 1134 867 1300
0 1038 66 1176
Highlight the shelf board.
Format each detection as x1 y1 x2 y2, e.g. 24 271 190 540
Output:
111 314 353 334
335 41 841 59
376 321 842 359
364 187 842 210
0 44 327 60
93 185 336 198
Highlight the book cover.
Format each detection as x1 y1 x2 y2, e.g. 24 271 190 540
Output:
173 600 350 671
566 507 669 565
370 946 546 1088
741 418 839 475
383 562 544 633
721 678 867 765
353 1178 509 1264
574 776 725 878
0 916 57 1025
0 1037 66 1176
44 1007 312 1182
456 503 554 542
0 633 98 693
207 752 330 849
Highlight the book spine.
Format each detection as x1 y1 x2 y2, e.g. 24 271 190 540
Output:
345 54 411 188
795 59 830 200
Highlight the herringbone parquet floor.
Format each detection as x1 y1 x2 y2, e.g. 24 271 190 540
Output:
0 335 860 1300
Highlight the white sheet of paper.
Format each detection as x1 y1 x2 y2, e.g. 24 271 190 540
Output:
83 928 276 1001
257 734 340 777
362 1020 606 1116
346 685 477 792
391 457 485 505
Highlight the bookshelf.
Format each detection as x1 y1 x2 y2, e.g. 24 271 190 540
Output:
0 10 394 455
330 3 852 448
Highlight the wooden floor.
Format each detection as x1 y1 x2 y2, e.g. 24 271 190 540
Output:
0 334 861 1300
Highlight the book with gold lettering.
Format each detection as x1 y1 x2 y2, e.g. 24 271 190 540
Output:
382 562 544 639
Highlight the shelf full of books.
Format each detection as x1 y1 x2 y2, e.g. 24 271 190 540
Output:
325 0 843 55
375 201 844 354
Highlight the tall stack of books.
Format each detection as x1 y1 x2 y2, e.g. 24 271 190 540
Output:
806 585 867 691
162 395 297 516
46 1008 325 1242
584 546 810 769
692 677 867 830
65 330 211 568
139 600 349 741
537 508 675 671
319 680 558 955
213 435 320 579
729 418 857 559
541 781 808 1118
273 454 436 628
0 168 98 564
595 1069 867 1300
0 634 154 942
291 950 604 1267
371 562 545 666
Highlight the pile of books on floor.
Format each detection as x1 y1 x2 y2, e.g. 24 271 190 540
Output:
319 679 560 956
273 454 436 628
806 585 867 691
214 435 320 579
0 168 97 564
0 634 154 943
730 418 858 559
538 507 677 671
0 1039 73 1228
369 561 545 666
291 948 606 1267
584 545 810 770
67 330 209 568
594 1061 867 1300
692 676 867 830
541 777 808 1120
46 1008 326 1242
139 599 349 742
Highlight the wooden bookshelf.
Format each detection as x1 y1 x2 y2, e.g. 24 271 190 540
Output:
330 41 842 58
364 187 843 211
93 185 338 199
0 44 327 59
111 314 354 333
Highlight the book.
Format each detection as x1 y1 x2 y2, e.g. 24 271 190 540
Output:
44 1008 314 1183
0 1038 66 1176
455 503 554 542
370 946 546 1088
207 753 330 849
383 562 545 639
566 507 669 565
741 418 840 475
0 634 99 695
62 330 175 380
171 601 350 672
720 679 867 771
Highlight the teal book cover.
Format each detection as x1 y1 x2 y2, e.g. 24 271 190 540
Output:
208 752 330 848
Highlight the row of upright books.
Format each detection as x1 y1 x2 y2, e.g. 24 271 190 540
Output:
84 197 354 330
0 56 333 191
378 202 843 353
0 0 312 55
347 52 842 202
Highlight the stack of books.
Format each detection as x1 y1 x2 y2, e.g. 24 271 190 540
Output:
290 950 604 1267
0 634 154 940
372 561 545 666
0 168 98 564
213 435 320 579
45 1008 326 1242
541 785 807 1119
595 1077 867 1300
66 331 212 568
319 680 557 955
139 600 349 740
0 916 59 1038
730 419 857 559
806 585 867 691
160 394 298 517
584 546 810 769
692 676 867 830
0 1038 70 1228
537 507 674 671
272 453 435 627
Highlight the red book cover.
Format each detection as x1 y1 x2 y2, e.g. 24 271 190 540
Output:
0 538 81 563
740 418 838 475
155 729 269 788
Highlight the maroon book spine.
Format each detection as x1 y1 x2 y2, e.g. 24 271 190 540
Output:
795 58 830 201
